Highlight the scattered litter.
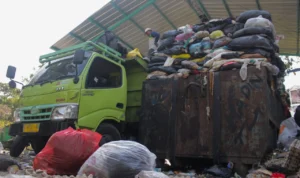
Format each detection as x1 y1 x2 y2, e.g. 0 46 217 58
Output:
33 127 102 175
78 141 156 178
135 171 169 178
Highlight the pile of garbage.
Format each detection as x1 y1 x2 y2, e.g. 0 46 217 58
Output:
1 127 245 178
246 139 300 178
245 106 300 177
1 127 160 178
145 10 287 106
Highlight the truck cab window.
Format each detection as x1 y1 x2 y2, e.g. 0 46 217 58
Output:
86 57 122 88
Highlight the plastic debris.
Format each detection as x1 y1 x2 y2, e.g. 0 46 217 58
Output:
78 141 156 178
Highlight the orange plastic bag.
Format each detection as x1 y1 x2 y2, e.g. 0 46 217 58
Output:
33 127 102 175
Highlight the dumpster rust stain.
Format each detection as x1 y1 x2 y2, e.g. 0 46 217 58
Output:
140 67 281 164
227 73 264 145
221 68 272 162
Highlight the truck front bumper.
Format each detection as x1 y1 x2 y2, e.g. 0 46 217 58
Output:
9 120 76 137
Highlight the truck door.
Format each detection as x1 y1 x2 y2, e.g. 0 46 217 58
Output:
78 55 127 129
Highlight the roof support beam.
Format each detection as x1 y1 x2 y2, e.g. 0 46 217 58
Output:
297 0 300 55
280 53 300 57
196 0 211 19
152 3 177 29
50 46 60 51
88 18 134 49
187 0 201 18
69 32 85 42
110 1 145 33
93 0 156 42
221 0 233 18
255 0 262 10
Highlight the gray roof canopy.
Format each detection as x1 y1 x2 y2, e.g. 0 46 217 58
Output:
51 0 300 56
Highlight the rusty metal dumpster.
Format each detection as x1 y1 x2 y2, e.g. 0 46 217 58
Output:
139 66 285 164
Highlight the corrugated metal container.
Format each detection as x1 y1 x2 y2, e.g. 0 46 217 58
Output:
139 66 285 164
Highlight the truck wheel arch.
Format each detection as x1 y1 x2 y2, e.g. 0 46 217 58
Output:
97 119 120 131
96 119 121 143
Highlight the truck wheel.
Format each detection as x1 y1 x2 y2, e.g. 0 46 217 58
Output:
9 136 29 157
96 123 121 143
30 137 48 155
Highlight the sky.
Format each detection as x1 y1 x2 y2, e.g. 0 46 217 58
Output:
0 0 299 89
0 0 109 83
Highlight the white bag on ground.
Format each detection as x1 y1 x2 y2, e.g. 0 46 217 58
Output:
135 171 168 178
0 142 3 151
78 141 156 178
278 117 300 149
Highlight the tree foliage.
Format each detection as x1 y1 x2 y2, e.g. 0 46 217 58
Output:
0 82 21 127
282 56 300 72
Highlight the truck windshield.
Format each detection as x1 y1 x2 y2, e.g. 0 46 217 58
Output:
28 54 90 86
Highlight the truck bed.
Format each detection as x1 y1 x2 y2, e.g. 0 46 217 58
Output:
139 66 285 164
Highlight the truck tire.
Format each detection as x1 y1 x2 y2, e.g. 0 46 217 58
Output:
30 137 48 154
96 123 121 143
9 136 28 157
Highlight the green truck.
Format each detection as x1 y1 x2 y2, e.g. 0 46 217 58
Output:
6 41 147 157
5 40 285 175
0 125 12 149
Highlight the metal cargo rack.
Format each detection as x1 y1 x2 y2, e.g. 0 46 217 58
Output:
39 41 125 64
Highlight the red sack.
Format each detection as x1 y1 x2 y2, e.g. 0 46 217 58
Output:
33 127 102 175
271 173 286 178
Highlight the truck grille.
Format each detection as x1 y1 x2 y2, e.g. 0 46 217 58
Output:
23 108 52 114
21 106 53 121
23 115 51 120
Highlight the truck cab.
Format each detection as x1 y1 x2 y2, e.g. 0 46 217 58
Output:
6 41 147 157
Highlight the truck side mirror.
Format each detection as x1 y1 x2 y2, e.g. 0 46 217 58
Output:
6 65 16 79
73 50 85 65
8 80 16 89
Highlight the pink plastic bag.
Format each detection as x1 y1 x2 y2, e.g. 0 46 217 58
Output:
175 32 194 41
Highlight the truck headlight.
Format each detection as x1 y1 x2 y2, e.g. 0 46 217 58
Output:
51 105 78 120
13 108 21 122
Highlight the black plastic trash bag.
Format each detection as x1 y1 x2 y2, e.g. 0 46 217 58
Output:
148 49 155 58
228 35 274 52
148 66 177 74
161 30 182 40
236 10 272 23
148 62 165 68
212 36 232 49
233 27 274 40
192 24 207 32
271 55 286 77
172 65 183 70
220 61 242 71
150 56 168 63
117 42 128 58
160 45 186 55
221 52 240 59
223 23 244 37
209 18 232 26
78 141 156 178
173 58 186 65
204 165 232 178
96 31 119 51
207 18 234 33
157 37 175 51
208 23 228 33
243 48 271 58
0 155 19 171
172 41 185 46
